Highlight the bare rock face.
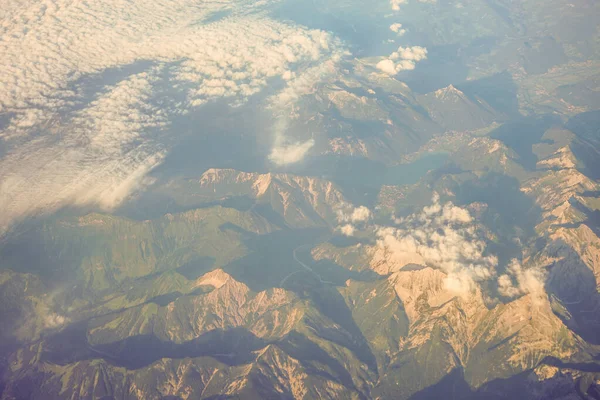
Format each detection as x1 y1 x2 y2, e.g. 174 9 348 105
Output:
198 168 347 228
4 120 600 399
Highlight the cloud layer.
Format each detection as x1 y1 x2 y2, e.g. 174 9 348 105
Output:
0 0 344 231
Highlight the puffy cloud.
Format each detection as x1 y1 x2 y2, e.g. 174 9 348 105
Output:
376 59 399 75
377 194 497 295
390 0 409 11
0 0 312 116
0 0 344 232
376 46 428 75
497 260 546 299
175 20 339 107
336 205 372 224
390 23 406 36
44 313 69 330
339 224 356 236
269 139 315 166
334 205 372 237
343 194 545 300
351 206 372 222
391 46 428 62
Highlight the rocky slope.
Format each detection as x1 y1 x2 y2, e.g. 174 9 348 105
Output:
3 115 600 399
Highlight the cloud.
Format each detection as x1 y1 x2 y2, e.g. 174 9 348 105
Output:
339 224 356 236
390 0 409 11
0 71 166 231
269 139 315 166
336 205 372 224
0 1 302 116
333 205 372 236
376 59 398 75
391 46 428 62
389 23 406 36
351 206 372 222
0 0 344 231
377 194 497 295
267 54 346 166
497 260 546 299
339 194 546 300
44 313 70 330
376 46 428 75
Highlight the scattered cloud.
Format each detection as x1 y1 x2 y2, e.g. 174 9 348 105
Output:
336 205 373 224
351 206 372 222
390 0 409 11
376 46 428 75
269 138 316 166
340 194 547 300
339 224 356 236
44 313 70 330
497 259 545 299
268 55 346 166
334 205 372 236
376 194 497 295
0 0 344 231
390 23 406 36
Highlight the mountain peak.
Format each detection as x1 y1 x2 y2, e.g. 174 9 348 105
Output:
194 269 233 289
252 173 274 197
434 84 465 100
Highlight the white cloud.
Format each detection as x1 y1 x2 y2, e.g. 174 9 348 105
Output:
0 71 166 231
336 205 372 224
391 46 428 62
390 0 409 11
497 259 545 299
44 313 69 330
389 23 406 36
0 0 345 232
351 206 372 222
339 194 545 301
269 139 315 166
339 224 356 236
334 205 372 237
377 194 497 295
267 55 346 166
376 46 428 75
376 59 398 75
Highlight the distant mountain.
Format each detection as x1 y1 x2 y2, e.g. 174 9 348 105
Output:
3 114 600 399
1 0 600 399
417 85 502 132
